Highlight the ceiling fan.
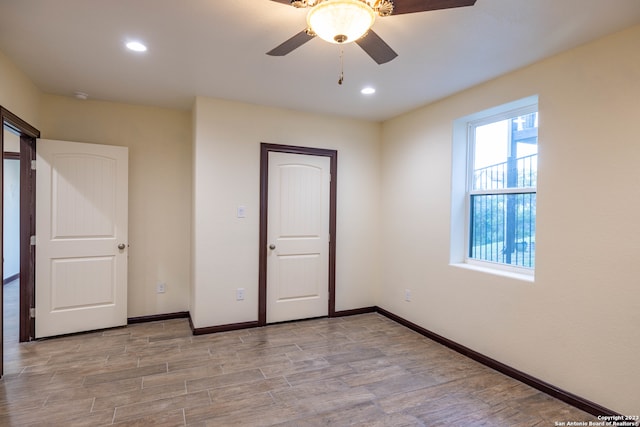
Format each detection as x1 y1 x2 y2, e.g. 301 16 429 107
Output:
266 0 477 64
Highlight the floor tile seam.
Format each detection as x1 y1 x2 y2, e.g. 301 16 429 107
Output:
304 398 387 424
3 399 96 424
6 359 39 378
284 350 297 363
428 371 503 390
140 372 168 390
377 384 459 413
83 363 169 386
472 380 535 400
400 400 472 423
111 390 209 423
48 365 98 382
290 389 376 418
90 386 189 412
41 394 52 409
7 370 55 383
0 397 49 416
370 395 404 419
185 374 266 394
181 407 187 426
218 362 291 375
266 389 277 406
283 370 356 387
182 396 279 426
111 403 119 424
278 373 293 388
144 368 226 389
11 359 50 375
343 368 415 389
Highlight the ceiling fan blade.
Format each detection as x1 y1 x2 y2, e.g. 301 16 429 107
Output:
392 0 477 15
267 30 315 56
356 29 398 64
269 0 292 4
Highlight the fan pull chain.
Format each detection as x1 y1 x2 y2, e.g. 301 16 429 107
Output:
338 46 344 85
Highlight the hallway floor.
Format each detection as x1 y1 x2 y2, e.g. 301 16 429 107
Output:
3 279 19 345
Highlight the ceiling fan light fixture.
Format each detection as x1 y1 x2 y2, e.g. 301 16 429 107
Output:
307 0 376 44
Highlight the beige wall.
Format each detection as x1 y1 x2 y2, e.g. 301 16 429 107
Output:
39 95 192 317
0 49 40 127
380 25 640 414
192 97 381 328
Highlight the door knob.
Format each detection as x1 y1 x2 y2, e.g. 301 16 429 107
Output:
118 243 126 250
269 244 276 250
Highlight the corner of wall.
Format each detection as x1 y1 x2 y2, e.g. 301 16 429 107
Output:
0 48 41 129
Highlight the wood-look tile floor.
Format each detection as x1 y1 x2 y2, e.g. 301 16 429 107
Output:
2 287 596 425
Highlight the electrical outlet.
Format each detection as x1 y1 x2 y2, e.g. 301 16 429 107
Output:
236 288 245 301
404 289 411 302
157 282 166 294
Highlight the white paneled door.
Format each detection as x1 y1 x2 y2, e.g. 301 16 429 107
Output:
267 152 330 323
35 139 128 338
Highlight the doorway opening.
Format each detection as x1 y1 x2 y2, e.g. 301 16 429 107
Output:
3 148 20 346
1 107 39 377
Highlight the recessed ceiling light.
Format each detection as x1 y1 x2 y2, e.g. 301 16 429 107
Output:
126 41 147 52
74 91 89 100
361 87 376 95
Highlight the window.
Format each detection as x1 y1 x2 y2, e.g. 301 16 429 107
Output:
450 96 538 275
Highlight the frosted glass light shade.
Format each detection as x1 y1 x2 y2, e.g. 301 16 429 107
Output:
307 0 376 44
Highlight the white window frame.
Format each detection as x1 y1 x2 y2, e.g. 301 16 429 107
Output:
450 95 538 278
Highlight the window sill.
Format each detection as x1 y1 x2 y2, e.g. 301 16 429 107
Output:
450 262 535 283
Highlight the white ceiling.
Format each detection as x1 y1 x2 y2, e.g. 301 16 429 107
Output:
1 0 639 121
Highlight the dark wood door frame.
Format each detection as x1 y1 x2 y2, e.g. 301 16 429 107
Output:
19 132 37 343
1 107 40 378
258 143 338 326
